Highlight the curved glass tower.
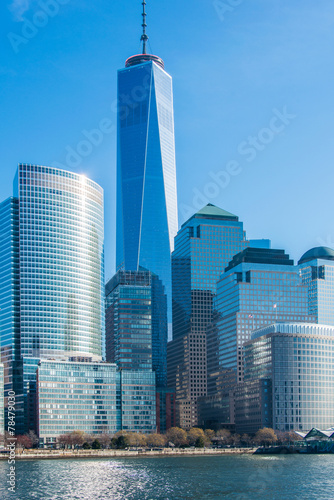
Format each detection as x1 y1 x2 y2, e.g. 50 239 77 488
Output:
116 7 178 320
16 164 105 360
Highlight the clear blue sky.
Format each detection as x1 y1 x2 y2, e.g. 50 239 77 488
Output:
1 0 334 281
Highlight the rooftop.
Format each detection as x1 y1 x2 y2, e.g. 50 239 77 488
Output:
225 247 294 272
298 246 334 265
181 204 239 228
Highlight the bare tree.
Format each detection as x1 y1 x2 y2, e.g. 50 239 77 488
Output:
69 430 86 448
97 433 112 449
28 430 39 448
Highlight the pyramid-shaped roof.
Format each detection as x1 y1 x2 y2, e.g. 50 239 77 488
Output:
195 204 238 219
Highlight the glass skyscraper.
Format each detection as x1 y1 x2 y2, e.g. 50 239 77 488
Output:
0 197 23 430
116 46 178 323
167 204 249 428
105 269 167 388
16 164 105 361
198 247 315 430
207 247 314 394
299 246 334 326
0 164 105 433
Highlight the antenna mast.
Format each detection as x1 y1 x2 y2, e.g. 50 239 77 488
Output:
141 1 149 54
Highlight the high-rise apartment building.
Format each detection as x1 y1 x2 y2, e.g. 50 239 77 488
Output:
167 204 249 428
116 3 178 323
105 269 167 387
299 246 334 326
243 323 334 431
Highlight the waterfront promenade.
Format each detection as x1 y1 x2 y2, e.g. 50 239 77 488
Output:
0 447 257 460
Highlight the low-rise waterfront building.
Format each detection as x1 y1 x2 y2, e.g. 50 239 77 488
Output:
36 360 156 446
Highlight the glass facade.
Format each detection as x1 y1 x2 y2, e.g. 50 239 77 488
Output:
299 247 334 326
37 360 156 440
0 197 24 431
116 60 178 322
0 198 20 394
244 323 334 431
0 364 4 435
207 248 314 396
120 370 157 433
168 204 249 427
16 164 105 360
105 270 167 387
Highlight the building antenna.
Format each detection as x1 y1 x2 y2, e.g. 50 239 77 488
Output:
141 1 149 54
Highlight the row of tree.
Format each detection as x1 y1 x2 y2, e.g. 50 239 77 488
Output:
1 427 301 450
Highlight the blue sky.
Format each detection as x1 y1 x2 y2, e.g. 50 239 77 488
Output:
1 0 334 281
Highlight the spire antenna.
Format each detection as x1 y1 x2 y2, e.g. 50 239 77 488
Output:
141 1 149 54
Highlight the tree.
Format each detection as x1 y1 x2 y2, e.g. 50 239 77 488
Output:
16 435 33 449
115 435 129 449
28 430 39 448
254 428 278 447
216 429 232 446
146 433 166 448
127 433 147 448
92 439 101 449
204 429 215 442
240 434 251 446
69 430 86 448
97 433 111 449
166 427 188 447
82 442 91 449
58 434 71 449
231 433 241 447
187 428 206 447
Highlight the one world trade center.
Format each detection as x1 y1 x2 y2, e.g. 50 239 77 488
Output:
116 1 178 324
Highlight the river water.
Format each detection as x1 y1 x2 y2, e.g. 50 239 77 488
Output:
1 454 333 499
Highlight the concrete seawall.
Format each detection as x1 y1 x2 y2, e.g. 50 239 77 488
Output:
0 447 257 460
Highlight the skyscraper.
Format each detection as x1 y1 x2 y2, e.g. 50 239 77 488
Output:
0 197 23 430
198 247 315 430
0 164 105 432
207 247 314 394
167 204 249 428
105 269 167 387
116 2 178 320
299 246 334 326
16 164 105 361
